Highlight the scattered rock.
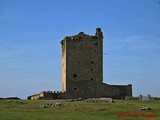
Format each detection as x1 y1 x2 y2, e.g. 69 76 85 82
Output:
99 98 114 103
140 106 152 110
40 102 62 108
85 98 98 103
76 98 83 101
67 99 74 102
86 98 114 103
51 102 62 107
65 98 83 102
40 104 49 108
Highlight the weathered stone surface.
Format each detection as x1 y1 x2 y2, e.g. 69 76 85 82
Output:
61 28 132 99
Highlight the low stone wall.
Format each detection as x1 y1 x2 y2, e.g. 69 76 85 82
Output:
64 81 132 99
28 83 132 100
28 91 65 100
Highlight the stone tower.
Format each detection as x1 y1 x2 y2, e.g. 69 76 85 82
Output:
61 28 132 99
27 28 132 100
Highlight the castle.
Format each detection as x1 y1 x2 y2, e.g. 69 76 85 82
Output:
28 28 132 100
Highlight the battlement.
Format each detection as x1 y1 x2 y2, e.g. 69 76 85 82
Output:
28 91 65 100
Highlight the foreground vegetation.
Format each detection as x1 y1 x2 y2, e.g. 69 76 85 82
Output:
0 99 159 120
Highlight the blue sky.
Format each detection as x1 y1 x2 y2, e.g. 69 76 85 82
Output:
0 0 160 99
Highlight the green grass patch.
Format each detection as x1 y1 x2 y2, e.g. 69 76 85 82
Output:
0 100 159 120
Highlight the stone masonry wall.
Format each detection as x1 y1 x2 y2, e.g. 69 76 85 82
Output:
61 28 132 99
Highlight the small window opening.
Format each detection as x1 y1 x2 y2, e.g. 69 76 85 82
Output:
73 87 77 91
91 68 93 71
73 74 77 78
91 61 94 64
91 78 93 81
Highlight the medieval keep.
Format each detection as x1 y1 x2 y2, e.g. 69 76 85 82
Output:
28 28 132 100
60 28 132 99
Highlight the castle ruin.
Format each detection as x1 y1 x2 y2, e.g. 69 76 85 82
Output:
61 28 132 99
28 28 132 100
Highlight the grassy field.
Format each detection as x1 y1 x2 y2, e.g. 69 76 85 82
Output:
0 99 159 120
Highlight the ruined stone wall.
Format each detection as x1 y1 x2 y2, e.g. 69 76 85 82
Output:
28 28 132 100
28 91 64 100
65 81 132 99
60 28 132 99
100 83 132 99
